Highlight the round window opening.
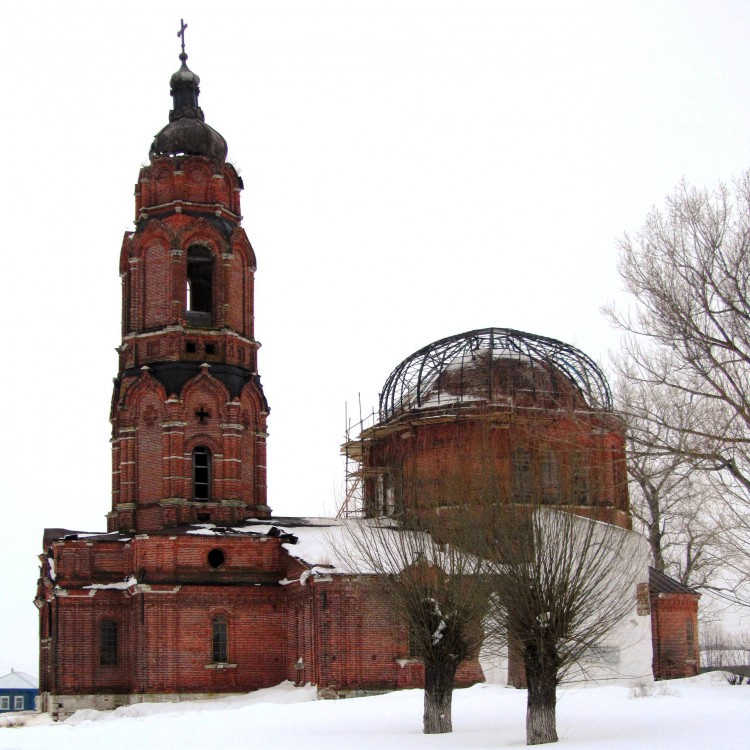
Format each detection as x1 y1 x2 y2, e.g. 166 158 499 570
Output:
208 549 225 569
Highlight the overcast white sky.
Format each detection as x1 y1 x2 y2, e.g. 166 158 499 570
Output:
1 0 749 677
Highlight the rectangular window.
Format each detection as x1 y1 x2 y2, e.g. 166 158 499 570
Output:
13 696 24 711
0 696 9 710
99 619 118 666
513 448 532 503
193 447 211 501
570 453 589 505
540 449 560 503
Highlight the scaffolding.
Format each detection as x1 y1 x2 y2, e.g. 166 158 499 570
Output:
338 402 378 518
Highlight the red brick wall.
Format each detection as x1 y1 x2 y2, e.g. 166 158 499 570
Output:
43 534 290 695
283 575 483 693
40 536 484 699
361 412 629 529
650 592 700 679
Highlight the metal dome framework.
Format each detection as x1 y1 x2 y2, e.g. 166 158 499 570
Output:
379 327 613 422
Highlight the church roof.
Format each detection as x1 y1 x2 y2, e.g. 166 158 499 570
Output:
649 566 700 596
149 31 228 165
379 327 613 423
44 517 472 579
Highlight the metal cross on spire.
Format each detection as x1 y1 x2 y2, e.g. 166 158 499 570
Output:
177 19 188 56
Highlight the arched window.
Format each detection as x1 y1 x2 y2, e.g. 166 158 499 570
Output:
99 619 118 666
212 616 228 663
193 446 211 501
186 245 214 326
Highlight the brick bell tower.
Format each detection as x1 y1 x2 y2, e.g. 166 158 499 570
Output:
109 38 270 533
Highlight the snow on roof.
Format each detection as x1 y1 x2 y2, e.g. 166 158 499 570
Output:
0 671 38 690
238 516 484 578
175 516 470 577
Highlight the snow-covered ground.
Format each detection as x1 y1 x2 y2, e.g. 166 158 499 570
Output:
1 676 748 749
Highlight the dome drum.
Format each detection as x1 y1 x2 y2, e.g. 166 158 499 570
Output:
341 328 627 527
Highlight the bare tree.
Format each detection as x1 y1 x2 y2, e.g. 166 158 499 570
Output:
477 505 646 745
333 518 489 734
615 376 723 589
605 170 750 604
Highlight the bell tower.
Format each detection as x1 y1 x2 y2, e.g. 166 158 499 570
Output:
109 35 270 532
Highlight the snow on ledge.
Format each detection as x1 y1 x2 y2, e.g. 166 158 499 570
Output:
84 576 138 591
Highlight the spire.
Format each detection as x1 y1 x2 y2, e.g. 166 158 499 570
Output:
169 19 204 123
149 20 228 165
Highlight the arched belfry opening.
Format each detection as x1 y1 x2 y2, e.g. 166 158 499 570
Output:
186 245 214 326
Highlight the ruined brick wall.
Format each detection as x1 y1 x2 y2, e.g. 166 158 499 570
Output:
361 411 629 529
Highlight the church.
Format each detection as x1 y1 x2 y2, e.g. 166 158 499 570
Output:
35 33 698 720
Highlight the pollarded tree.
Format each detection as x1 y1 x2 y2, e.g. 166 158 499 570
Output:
605 170 750 604
334 518 489 734
477 504 646 745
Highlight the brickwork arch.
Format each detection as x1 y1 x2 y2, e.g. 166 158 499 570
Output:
183 161 213 203
120 369 168 412
152 164 174 206
177 221 228 256
181 368 231 420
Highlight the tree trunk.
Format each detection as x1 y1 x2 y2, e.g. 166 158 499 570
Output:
423 659 458 734
525 652 558 745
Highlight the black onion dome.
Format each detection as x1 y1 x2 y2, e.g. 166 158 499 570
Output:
379 327 612 422
150 52 228 165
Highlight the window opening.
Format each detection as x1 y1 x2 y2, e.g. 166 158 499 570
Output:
193 446 211 501
571 453 589 505
513 448 532 503
212 616 228 663
612 449 626 509
205 343 216 355
186 245 214 326
540 448 560 503
0 697 8 710
99 619 118 666
382 473 395 516
186 341 197 354
13 696 24 711
208 549 225 568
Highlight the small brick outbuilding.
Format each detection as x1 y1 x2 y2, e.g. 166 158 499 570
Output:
649 567 700 679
